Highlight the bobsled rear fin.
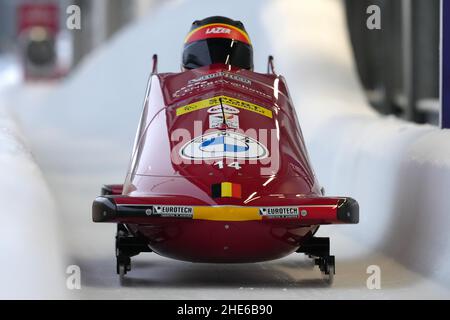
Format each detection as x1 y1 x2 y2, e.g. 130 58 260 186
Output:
92 195 359 225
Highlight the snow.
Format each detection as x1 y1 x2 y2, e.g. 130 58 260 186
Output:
0 81 67 298
0 55 22 88
264 0 450 287
1 0 450 298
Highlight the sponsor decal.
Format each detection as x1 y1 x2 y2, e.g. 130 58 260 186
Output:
220 96 272 118
209 113 239 129
207 105 239 114
205 26 231 35
184 23 251 45
145 205 193 218
259 207 299 218
179 131 269 160
176 95 272 118
188 72 251 85
172 78 270 99
211 182 242 198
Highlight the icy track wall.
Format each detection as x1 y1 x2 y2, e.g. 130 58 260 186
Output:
0 104 67 298
19 0 450 289
264 0 450 286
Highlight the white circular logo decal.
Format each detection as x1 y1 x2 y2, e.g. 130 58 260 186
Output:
179 131 269 160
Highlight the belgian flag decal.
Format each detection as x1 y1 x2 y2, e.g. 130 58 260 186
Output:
211 182 242 198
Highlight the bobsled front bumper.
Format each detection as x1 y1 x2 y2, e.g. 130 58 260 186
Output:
92 194 358 262
92 195 359 225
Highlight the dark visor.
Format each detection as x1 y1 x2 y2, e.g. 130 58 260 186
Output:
182 38 253 70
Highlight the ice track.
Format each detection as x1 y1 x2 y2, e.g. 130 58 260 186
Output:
2 0 450 298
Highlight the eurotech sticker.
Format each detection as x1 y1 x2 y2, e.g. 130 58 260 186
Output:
176 95 272 118
259 207 299 218
145 205 193 218
179 131 269 160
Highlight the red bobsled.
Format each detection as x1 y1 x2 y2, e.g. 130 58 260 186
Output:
92 17 358 284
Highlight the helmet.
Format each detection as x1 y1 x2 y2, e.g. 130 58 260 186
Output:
182 16 253 70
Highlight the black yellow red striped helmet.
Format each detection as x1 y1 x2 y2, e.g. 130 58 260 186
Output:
182 16 253 70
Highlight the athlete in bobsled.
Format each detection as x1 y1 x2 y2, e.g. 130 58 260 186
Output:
92 16 359 284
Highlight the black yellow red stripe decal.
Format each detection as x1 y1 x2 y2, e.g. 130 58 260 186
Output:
211 182 242 198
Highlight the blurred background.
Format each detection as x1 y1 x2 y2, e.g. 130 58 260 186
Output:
0 0 442 124
346 0 440 124
0 0 156 79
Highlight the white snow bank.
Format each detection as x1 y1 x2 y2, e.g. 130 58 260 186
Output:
0 87 67 298
0 55 22 88
263 0 450 286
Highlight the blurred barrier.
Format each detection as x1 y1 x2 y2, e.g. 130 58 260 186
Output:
0 100 67 298
264 0 450 286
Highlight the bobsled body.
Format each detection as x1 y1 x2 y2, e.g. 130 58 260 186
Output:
93 63 358 263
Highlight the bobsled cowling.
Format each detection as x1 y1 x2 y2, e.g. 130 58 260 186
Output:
92 63 359 264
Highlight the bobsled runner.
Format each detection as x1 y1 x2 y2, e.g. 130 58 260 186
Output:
92 16 359 284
